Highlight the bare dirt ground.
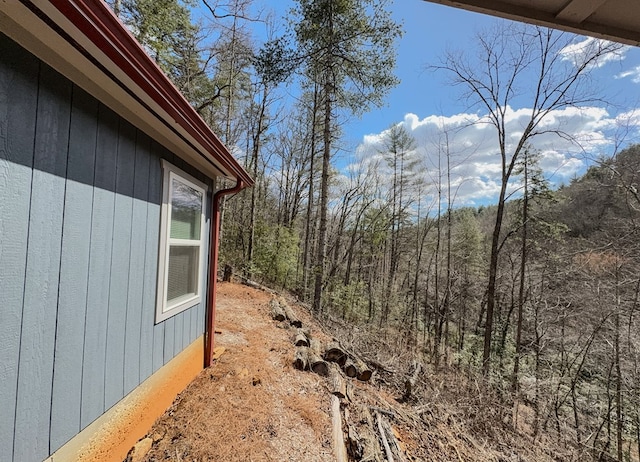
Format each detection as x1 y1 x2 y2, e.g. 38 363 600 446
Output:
130 281 578 462
135 282 334 462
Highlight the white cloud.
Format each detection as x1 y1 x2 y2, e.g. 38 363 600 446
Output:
558 36 629 68
351 105 640 207
616 65 640 83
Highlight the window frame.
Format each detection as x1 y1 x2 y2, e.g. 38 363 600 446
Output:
155 159 208 323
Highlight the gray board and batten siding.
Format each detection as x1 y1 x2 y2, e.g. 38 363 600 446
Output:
0 32 212 462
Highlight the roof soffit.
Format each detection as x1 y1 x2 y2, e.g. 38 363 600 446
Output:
422 0 640 46
0 0 253 186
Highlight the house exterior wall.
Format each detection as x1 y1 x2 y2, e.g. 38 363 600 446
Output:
0 32 211 462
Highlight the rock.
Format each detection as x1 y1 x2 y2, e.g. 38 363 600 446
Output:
127 437 153 462
212 346 226 361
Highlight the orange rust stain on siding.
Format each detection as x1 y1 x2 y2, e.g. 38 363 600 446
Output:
74 338 203 462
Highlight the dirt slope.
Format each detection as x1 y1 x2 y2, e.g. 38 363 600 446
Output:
129 282 569 462
135 282 333 461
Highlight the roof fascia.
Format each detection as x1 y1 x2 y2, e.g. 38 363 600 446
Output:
422 0 640 46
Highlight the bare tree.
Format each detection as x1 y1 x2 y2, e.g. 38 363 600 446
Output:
293 0 402 315
433 24 623 376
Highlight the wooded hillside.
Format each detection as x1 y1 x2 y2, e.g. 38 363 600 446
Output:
108 1 640 459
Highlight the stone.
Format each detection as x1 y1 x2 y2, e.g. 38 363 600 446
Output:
128 437 153 462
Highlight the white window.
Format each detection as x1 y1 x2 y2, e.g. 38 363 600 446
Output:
156 160 207 323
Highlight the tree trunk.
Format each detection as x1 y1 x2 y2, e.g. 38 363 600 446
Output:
302 83 319 301
247 85 268 276
512 156 528 393
615 275 623 462
313 80 332 315
483 178 508 377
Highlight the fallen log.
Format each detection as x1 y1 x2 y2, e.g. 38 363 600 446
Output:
270 299 286 322
345 379 354 403
242 278 262 290
280 299 303 328
343 358 357 378
309 338 322 355
294 329 310 347
349 405 383 462
362 406 385 462
354 356 373 382
331 343 373 382
344 407 363 461
324 341 347 366
293 346 309 371
332 395 348 462
308 349 329 377
329 364 347 399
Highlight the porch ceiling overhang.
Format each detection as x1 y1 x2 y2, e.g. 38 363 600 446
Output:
422 0 640 46
0 0 253 186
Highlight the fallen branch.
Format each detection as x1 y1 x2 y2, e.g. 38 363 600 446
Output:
332 395 348 462
370 406 395 419
376 412 406 462
376 412 394 462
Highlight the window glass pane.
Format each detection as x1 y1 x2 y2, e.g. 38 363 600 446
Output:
170 178 202 240
167 245 199 305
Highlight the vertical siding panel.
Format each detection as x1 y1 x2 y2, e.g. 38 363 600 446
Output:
163 316 175 365
201 302 206 336
104 121 135 409
146 153 164 376
197 302 204 339
123 131 150 395
182 309 191 352
174 311 183 357
152 324 165 373
0 34 39 462
14 64 71 461
50 87 98 452
190 299 198 344
80 105 118 429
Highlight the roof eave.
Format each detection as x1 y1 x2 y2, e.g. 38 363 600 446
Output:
0 0 253 187
423 0 640 46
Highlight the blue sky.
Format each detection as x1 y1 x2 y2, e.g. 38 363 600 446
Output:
249 0 640 206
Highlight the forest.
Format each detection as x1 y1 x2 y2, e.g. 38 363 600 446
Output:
109 0 640 460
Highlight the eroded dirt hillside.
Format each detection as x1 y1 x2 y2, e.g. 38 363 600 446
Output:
128 282 579 462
